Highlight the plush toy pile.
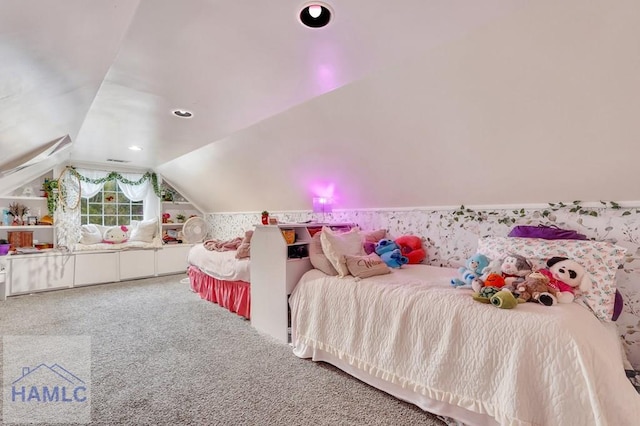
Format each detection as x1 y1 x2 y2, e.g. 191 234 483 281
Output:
373 235 427 268
452 252 591 310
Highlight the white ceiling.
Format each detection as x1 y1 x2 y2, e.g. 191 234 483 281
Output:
0 0 527 170
6 0 638 213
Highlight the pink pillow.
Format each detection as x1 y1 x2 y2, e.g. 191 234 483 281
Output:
235 230 253 259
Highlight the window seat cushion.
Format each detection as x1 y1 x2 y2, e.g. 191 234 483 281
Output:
73 236 162 251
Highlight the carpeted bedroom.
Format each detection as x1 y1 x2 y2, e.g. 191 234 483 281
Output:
0 274 446 425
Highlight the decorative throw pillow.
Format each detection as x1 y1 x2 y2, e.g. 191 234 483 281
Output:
235 230 253 259
345 253 390 279
320 226 364 277
103 225 129 244
129 218 158 243
79 224 103 245
477 236 626 321
361 229 388 254
309 232 338 276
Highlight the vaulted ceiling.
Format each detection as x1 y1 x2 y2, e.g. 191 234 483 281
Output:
2 1 639 212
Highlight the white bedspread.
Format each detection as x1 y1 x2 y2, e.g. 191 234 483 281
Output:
187 243 250 282
289 265 640 426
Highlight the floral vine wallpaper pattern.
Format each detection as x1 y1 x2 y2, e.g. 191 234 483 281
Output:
206 203 640 369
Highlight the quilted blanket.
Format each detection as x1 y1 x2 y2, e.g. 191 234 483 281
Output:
289 265 640 425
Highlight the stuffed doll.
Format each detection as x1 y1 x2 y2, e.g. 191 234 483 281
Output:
394 235 426 264
451 253 489 288
499 254 533 290
103 225 129 244
538 257 589 304
375 239 408 268
515 272 557 306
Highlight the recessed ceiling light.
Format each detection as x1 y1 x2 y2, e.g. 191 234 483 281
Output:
173 109 193 118
128 145 143 151
299 2 332 28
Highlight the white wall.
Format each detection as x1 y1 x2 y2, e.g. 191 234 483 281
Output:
158 0 640 213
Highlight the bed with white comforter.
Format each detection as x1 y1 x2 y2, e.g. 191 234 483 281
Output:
187 242 250 282
289 265 640 425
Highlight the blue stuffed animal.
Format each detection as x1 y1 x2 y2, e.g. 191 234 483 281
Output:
375 239 409 268
451 253 489 288
381 249 409 268
375 239 397 255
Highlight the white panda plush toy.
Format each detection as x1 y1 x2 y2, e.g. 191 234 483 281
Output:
539 257 590 303
102 225 129 244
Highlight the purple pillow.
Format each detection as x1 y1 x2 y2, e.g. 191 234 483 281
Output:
613 290 624 321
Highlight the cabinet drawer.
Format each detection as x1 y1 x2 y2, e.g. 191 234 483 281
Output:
156 244 192 275
120 250 156 280
75 252 118 286
10 254 75 294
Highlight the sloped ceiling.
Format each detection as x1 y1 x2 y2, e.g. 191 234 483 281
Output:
2 1 639 212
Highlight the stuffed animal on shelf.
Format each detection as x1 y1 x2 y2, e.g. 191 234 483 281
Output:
394 235 427 264
514 272 557 306
538 257 589 304
451 253 489 288
375 239 409 268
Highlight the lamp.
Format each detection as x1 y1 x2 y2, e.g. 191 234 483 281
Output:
313 196 333 221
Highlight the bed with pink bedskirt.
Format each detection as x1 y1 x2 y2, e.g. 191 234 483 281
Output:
187 243 251 319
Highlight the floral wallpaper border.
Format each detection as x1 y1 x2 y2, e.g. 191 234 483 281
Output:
206 202 640 369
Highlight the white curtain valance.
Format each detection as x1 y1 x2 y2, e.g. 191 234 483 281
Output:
76 169 109 199
74 168 159 220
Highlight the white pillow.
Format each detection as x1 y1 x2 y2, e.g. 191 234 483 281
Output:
103 225 130 244
477 236 626 321
129 218 159 243
320 226 364 277
79 224 103 245
309 232 338 276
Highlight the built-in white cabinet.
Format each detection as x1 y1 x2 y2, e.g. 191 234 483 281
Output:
250 223 353 343
8 251 75 295
1 244 194 296
120 249 156 280
74 252 119 286
156 243 192 275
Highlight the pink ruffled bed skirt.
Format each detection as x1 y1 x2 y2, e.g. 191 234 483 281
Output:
188 265 250 319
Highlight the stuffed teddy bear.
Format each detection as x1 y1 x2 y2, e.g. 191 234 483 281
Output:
375 239 408 268
394 235 426 264
514 272 557 306
451 253 489 288
103 225 129 244
538 257 589 304
471 258 503 292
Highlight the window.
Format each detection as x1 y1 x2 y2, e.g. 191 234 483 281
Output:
80 180 143 226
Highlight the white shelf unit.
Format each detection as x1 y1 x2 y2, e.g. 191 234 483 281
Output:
0 196 54 248
250 222 354 343
161 201 202 243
